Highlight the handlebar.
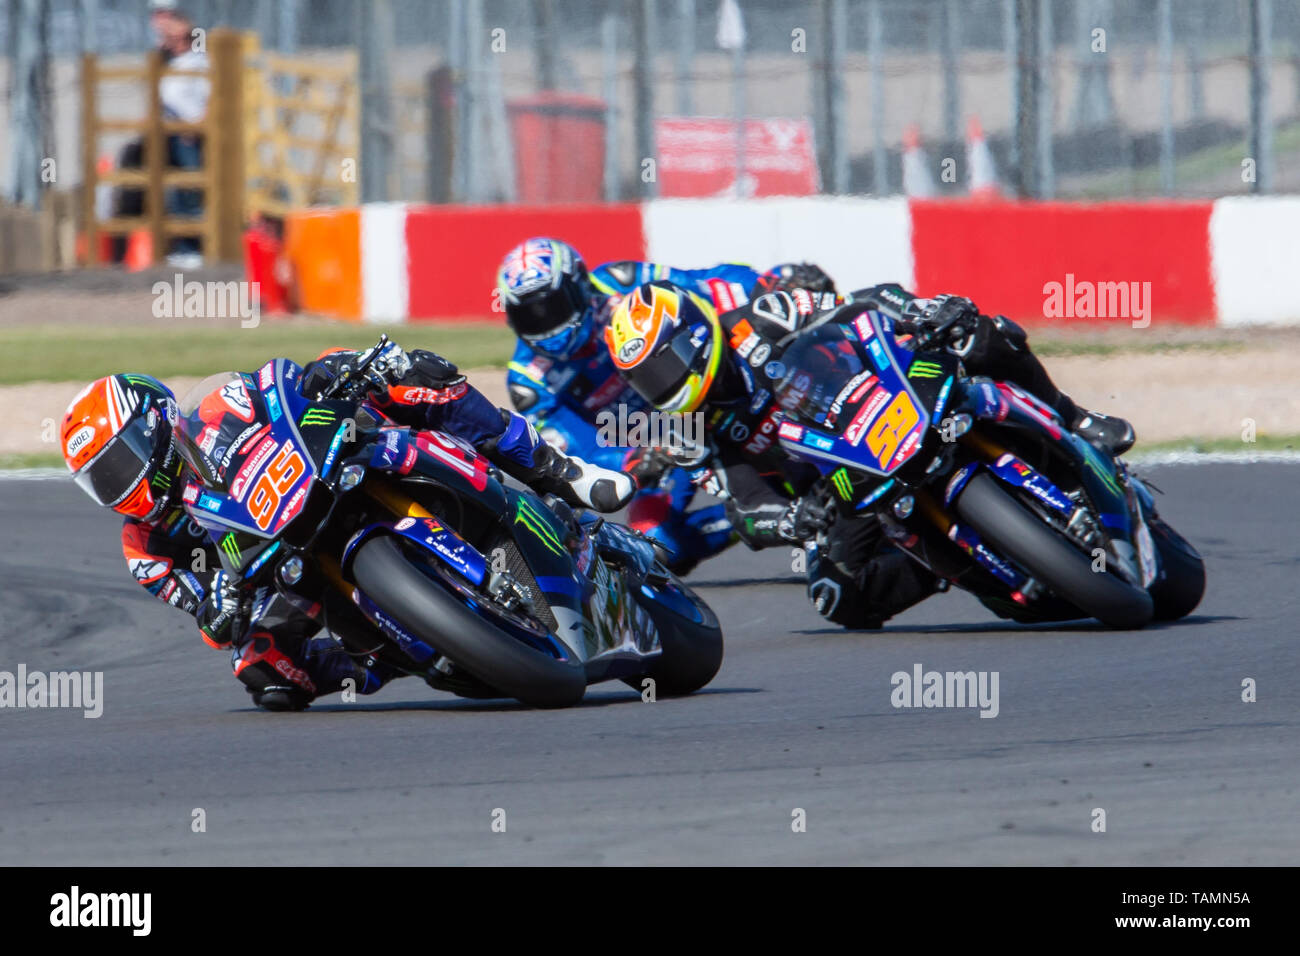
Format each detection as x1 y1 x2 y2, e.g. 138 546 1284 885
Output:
319 334 408 401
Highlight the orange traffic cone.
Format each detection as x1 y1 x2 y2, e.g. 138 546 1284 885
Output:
124 228 154 272
901 125 937 198
965 116 1002 200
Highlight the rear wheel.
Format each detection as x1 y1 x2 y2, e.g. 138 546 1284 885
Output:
351 535 586 708
954 471 1153 629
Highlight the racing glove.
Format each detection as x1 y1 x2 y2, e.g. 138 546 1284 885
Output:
196 569 253 649
778 494 835 544
623 446 676 488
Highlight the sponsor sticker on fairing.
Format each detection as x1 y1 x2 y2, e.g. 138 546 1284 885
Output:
182 482 200 504
853 314 875 342
845 387 892 446
258 362 275 390
829 371 876 418
778 421 804 441
802 431 834 452
890 429 923 468
230 436 278 501
273 484 310 532
736 332 759 359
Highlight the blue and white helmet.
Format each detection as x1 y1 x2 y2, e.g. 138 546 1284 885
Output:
496 238 596 360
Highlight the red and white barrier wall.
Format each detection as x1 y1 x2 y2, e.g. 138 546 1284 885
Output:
280 196 1300 326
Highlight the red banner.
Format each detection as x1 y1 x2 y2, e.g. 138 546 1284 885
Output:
656 117 819 198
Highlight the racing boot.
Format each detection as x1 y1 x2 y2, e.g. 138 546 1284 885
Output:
235 633 399 711
483 410 635 513
1066 405 1136 457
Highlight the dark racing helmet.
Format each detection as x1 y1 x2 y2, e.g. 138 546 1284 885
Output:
61 373 180 522
496 237 596 361
604 280 723 415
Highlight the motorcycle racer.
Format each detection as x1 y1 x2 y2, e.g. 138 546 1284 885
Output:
604 278 1136 629
60 344 635 711
497 237 835 573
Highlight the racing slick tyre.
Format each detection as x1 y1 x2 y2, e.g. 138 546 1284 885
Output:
352 535 587 708
1146 518 1206 621
954 471 1154 629
622 578 723 697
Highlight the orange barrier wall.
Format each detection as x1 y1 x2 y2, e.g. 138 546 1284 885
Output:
283 208 362 321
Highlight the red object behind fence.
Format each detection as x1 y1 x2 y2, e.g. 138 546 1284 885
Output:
507 93 607 204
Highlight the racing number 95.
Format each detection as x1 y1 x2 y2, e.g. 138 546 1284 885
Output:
865 391 920 469
248 443 305 530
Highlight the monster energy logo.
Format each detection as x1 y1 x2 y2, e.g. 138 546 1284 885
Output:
1080 444 1123 498
300 408 337 427
514 498 564 555
220 532 242 566
122 374 156 389
150 469 172 491
908 360 945 379
830 468 854 501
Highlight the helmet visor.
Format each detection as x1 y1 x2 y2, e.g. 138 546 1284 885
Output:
72 416 158 508
510 280 588 339
634 327 714 407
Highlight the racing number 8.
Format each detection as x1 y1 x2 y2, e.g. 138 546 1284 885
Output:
248 444 305 530
865 391 920 469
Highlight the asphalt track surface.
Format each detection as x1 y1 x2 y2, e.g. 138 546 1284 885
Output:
1 462 1295 865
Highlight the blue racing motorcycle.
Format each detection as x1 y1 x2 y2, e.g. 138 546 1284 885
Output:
172 336 723 707
771 309 1205 628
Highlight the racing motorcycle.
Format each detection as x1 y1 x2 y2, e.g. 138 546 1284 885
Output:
172 336 723 707
769 308 1205 629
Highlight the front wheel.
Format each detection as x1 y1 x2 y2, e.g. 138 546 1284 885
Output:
954 471 1154 629
623 578 723 697
1147 518 1205 620
351 535 587 708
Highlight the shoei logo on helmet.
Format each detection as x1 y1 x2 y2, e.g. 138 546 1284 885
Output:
65 425 96 459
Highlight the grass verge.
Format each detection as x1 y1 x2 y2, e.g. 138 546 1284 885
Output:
0 321 518 386
1133 434 1300 455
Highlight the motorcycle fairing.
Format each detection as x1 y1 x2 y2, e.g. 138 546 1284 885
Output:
776 311 931 478
176 360 324 571
342 515 488 587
